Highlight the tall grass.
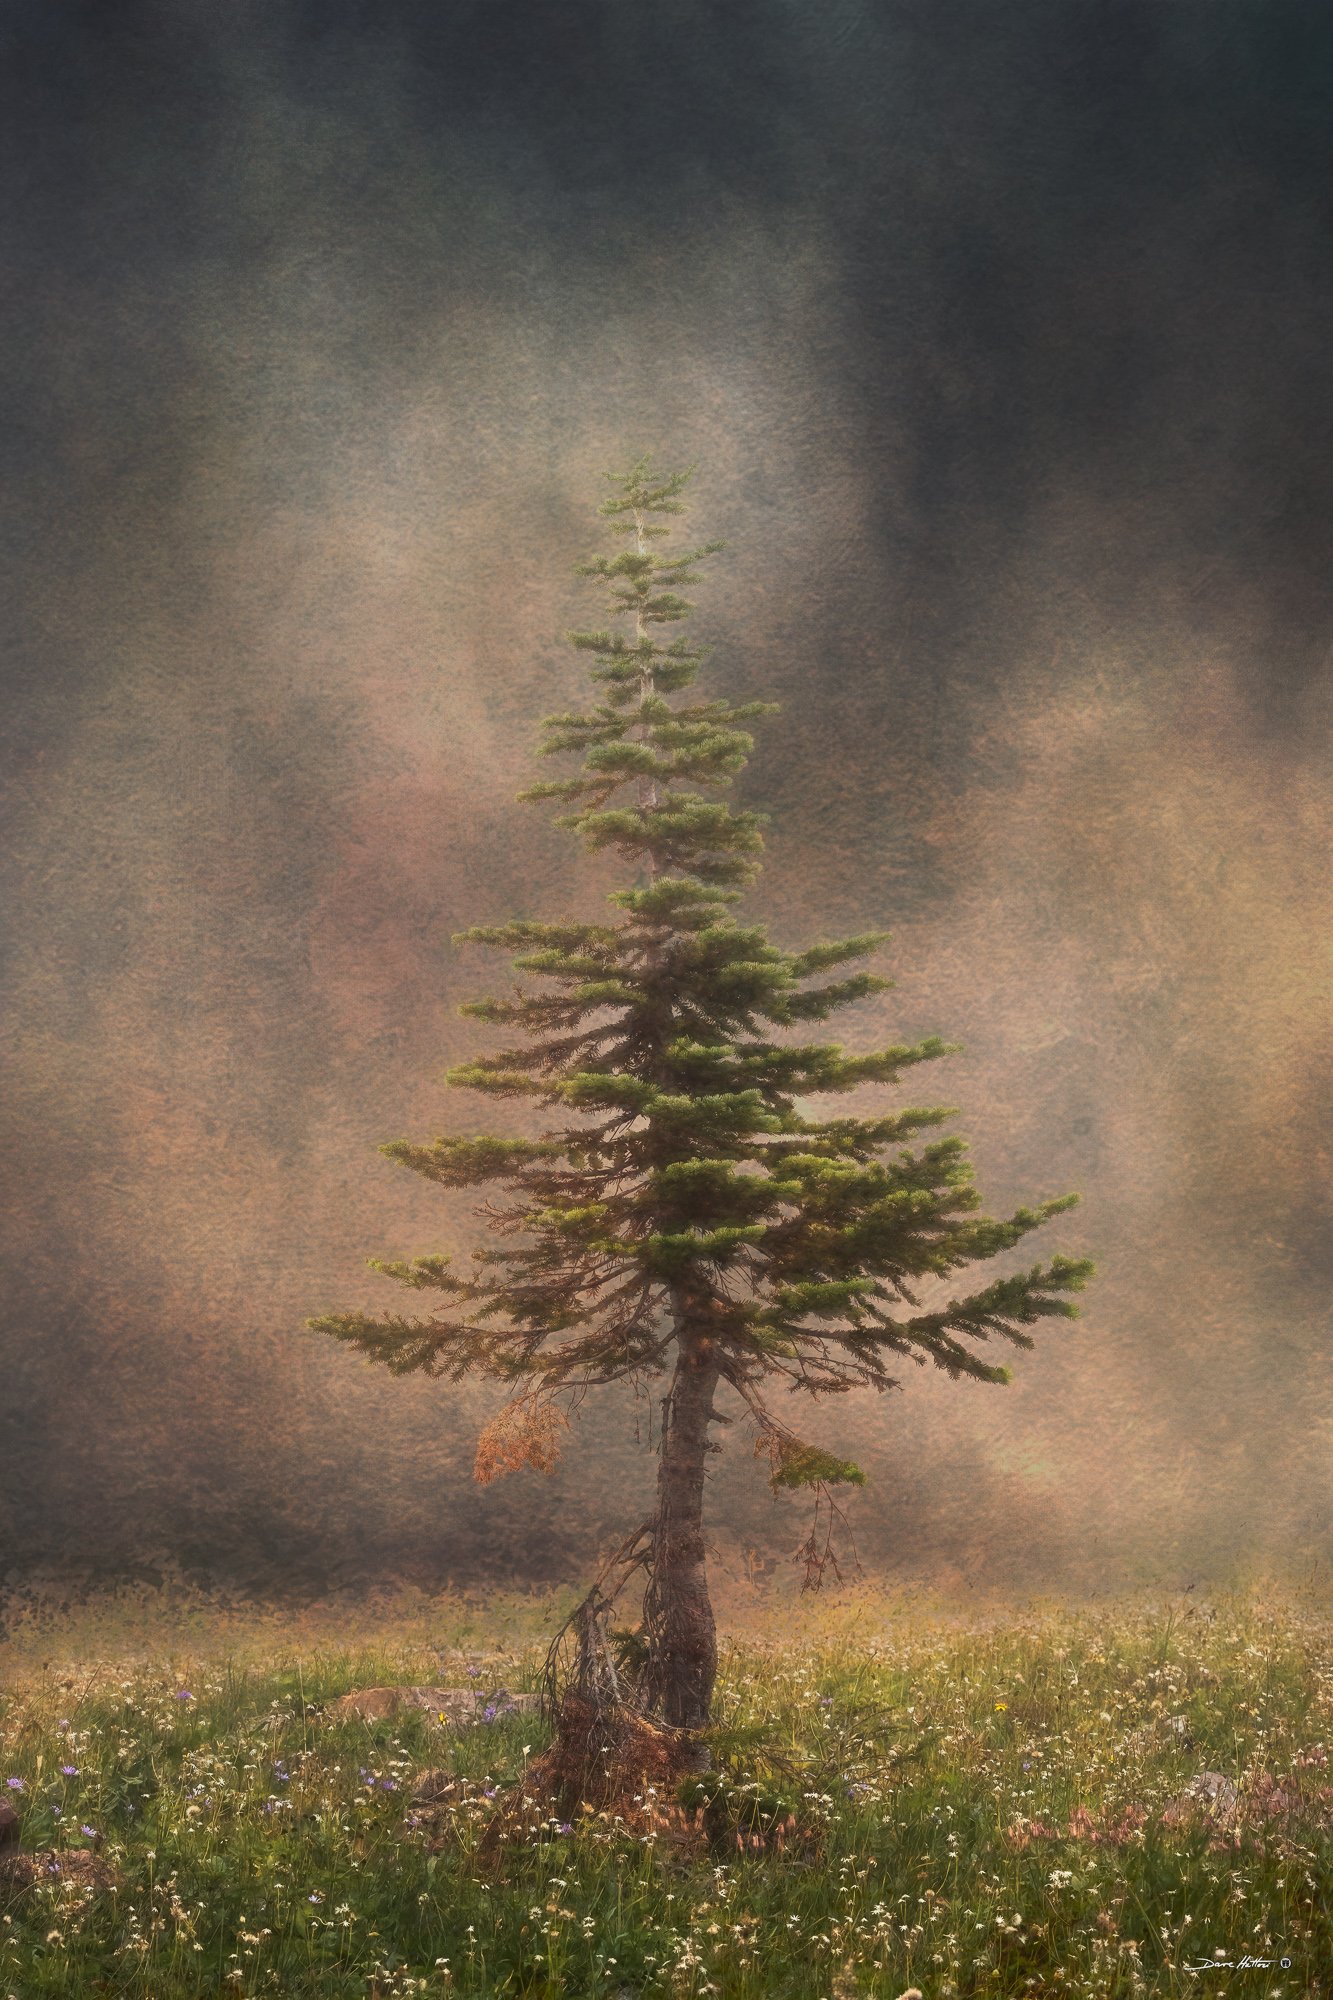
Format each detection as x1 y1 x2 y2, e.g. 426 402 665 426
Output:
0 1584 1329 1996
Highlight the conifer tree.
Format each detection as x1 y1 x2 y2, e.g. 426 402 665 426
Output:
311 458 1093 1733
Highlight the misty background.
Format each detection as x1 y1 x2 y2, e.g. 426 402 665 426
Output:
2 0 1330 1604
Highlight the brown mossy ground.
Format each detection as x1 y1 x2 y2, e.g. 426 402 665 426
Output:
471 1693 706 1864
0 1848 122 1894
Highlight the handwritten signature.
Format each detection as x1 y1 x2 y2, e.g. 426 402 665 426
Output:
1182 1953 1293 1972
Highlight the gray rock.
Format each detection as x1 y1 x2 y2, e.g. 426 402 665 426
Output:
1184 1771 1238 1811
1163 1771 1239 1824
329 1685 482 1726
1126 1712 1195 1756
330 1683 541 1729
481 1689 541 1718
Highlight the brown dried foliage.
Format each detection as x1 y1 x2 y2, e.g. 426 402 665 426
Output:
473 1396 569 1485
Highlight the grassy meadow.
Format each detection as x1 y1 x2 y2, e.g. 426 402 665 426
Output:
0 1580 1329 1997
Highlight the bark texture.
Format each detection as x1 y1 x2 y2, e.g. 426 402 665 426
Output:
641 1330 722 1732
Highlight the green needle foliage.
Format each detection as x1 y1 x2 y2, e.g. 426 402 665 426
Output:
310 456 1093 1718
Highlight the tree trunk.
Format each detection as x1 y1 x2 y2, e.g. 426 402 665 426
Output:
641 1330 722 1733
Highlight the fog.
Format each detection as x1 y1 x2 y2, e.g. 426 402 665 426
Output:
3 0 1330 1602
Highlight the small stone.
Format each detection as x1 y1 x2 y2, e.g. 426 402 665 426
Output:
1162 1771 1239 1826
410 1768 455 1806
1184 1771 1238 1811
1129 1712 1193 1754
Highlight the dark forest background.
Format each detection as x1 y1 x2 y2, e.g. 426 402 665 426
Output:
3 0 1331 1602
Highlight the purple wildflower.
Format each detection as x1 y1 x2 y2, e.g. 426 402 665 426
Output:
5 1778 23 1792
80 1825 96 1839
174 1690 193 1702
60 1764 78 1777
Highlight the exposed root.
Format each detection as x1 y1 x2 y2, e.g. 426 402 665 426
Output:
474 1692 706 1863
538 1531 654 1726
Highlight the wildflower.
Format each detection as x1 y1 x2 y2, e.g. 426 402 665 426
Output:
80 1826 96 1840
60 1765 78 1778
994 1702 1008 1712
175 1690 193 1702
308 1892 324 1904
